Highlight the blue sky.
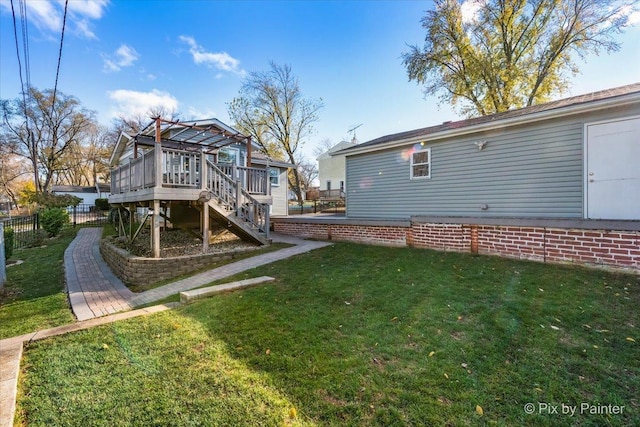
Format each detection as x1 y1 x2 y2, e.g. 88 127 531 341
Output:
1 0 639 160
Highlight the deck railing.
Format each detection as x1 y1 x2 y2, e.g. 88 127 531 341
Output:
216 164 269 195
111 149 156 194
110 148 269 196
319 189 345 200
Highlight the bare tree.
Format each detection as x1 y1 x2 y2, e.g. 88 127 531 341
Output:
0 151 29 208
313 138 335 159
294 154 319 192
1 88 96 192
228 62 324 204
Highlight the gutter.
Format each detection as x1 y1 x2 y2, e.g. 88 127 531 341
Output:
342 92 640 157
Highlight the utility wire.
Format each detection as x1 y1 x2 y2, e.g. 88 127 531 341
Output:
9 0 27 107
19 0 31 95
51 0 69 115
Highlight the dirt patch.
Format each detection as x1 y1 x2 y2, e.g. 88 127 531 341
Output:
111 227 259 258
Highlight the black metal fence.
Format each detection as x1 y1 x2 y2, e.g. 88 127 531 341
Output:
288 200 346 215
1 204 110 250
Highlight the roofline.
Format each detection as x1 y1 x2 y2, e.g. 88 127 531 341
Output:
251 158 294 168
342 90 640 156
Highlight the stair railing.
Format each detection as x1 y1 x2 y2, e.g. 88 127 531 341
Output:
206 160 270 239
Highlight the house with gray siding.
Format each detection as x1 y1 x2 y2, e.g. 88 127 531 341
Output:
340 83 640 221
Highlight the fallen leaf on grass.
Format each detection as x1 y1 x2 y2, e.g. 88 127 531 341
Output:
289 407 297 419
476 405 484 416
265 348 271 355
550 325 560 330
429 351 435 357
102 343 109 349
626 337 636 342
444 373 449 379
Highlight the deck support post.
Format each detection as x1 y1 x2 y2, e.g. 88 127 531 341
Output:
200 149 207 190
152 199 160 258
154 117 162 188
202 201 209 254
247 136 252 167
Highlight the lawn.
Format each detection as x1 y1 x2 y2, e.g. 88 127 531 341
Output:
0 228 78 339
15 243 639 426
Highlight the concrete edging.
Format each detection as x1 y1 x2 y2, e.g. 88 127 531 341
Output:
180 276 275 303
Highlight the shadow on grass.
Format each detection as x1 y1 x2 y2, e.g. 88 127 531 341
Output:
175 243 640 426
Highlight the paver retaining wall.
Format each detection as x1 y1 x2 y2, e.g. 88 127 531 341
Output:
272 217 639 273
100 239 256 286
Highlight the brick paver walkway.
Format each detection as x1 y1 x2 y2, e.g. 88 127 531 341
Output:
0 229 331 427
64 228 134 321
65 228 331 319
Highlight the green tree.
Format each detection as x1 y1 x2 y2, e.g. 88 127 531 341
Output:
402 0 634 117
228 62 324 204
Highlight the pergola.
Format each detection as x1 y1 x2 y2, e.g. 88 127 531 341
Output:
133 117 254 166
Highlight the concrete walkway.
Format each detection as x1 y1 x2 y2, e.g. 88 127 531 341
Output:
0 228 331 427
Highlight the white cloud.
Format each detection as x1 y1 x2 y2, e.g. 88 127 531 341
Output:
178 35 245 76
66 0 109 20
0 0 109 39
103 44 139 72
108 89 179 118
460 0 482 24
618 4 640 26
185 106 217 120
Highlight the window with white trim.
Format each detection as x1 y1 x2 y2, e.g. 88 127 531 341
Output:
411 148 431 179
269 168 280 186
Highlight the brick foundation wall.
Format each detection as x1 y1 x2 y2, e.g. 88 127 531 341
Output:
272 217 639 273
273 221 407 247
100 239 256 286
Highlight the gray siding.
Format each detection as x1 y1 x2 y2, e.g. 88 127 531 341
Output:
346 107 640 219
270 168 289 216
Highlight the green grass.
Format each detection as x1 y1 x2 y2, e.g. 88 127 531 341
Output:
0 228 78 339
16 244 640 426
129 242 293 293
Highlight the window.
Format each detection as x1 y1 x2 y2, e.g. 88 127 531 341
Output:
411 148 431 179
326 180 332 191
269 168 280 186
218 147 240 165
340 181 344 191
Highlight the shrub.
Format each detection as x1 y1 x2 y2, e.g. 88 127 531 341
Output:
95 198 110 211
22 230 48 248
40 208 69 237
3 226 14 260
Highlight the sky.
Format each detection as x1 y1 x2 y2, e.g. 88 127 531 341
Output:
1 0 639 161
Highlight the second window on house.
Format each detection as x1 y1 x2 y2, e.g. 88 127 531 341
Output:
269 168 280 186
411 147 431 179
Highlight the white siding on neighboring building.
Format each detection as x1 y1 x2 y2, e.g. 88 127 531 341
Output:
318 140 356 191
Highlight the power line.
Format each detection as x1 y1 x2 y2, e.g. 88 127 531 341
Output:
19 0 31 95
9 0 26 105
51 0 69 115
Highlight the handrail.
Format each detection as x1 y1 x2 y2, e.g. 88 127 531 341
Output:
216 164 268 195
207 160 270 236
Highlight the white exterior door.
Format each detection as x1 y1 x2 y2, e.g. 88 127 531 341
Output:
585 116 640 219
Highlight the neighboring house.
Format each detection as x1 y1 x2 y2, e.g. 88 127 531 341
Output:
339 83 640 221
317 139 357 200
108 118 293 256
52 183 111 209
